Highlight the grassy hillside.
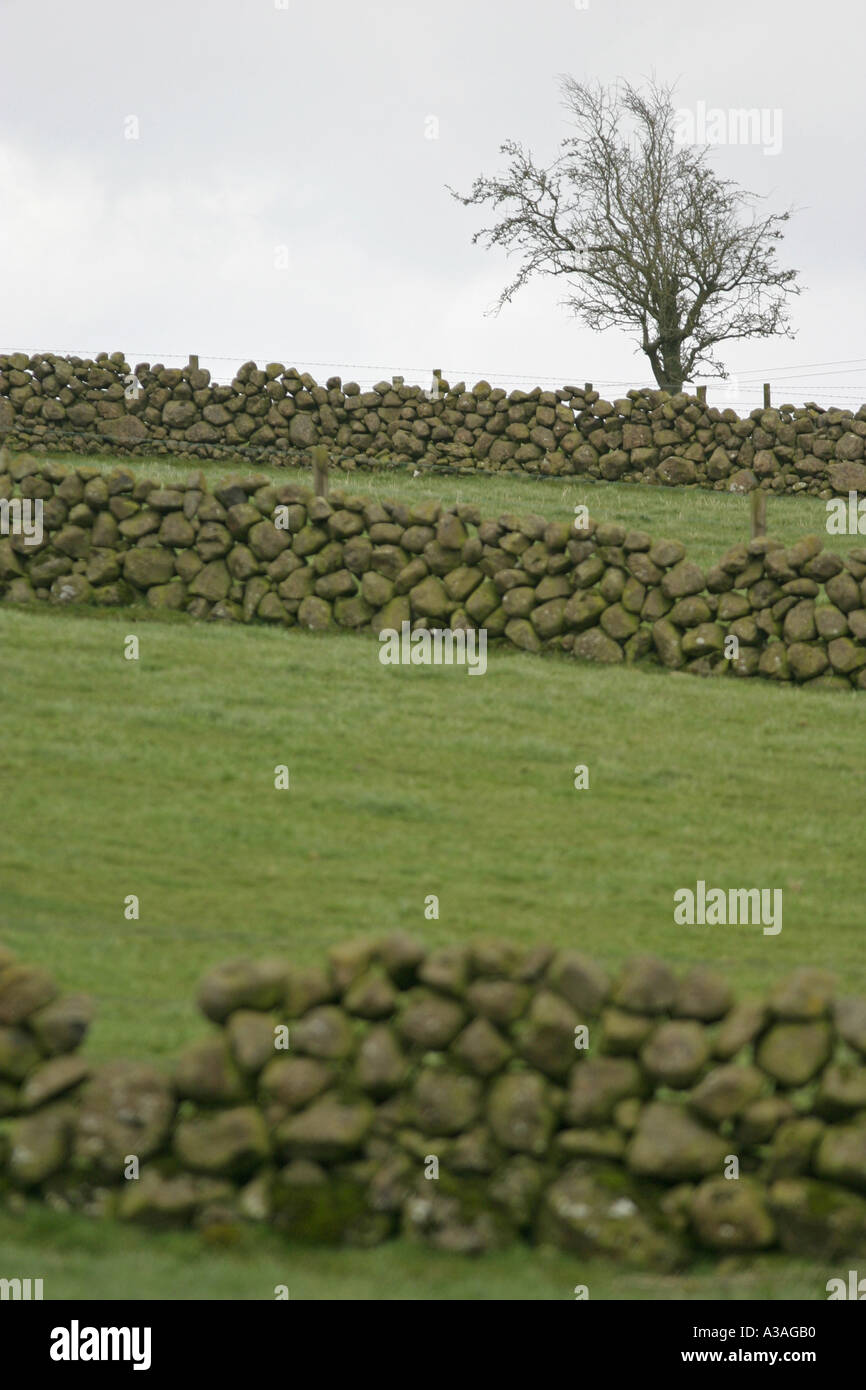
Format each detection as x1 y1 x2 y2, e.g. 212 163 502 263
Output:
1 601 862 1063
1 451 862 1300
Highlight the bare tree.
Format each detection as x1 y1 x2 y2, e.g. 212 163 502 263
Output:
450 77 800 391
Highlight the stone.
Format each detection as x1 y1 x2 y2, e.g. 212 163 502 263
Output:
713 999 767 1058
451 1018 512 1076
9 1103 74 1185
537 1165 682 1268
564 590 607 630
756 1022 833 1086
260 1056 332 1112
162 401 197 429
828 461 866 493
828 637 866 674
122 547 174 589
409 575 450 618
197 958 286 1023
488 1156 545 1228
573 626 624 663
0 1025 40 1081
397 991 466 1049
291 1006 355 1060
297 595 332 629
672 967 733 1021
514 990 580 1078
99 415 148 444
787 642 829 681
690 1178 775 1250
487 1072 555 1155
401 1175 510 1254
814 1063 866 1118
657 456 696 485
465 978 529 1024
21 1055 89 1109
284 965 336 1016
74 1062 175 1177
417 945 470 998
356 1025 408 1096
327 938 376 993
376 932 426 985
661 561 705 598
450 1125 499 1175
814 1124 866 1190
469 938 522 978
650 539 686 568
689 1064 767 1123
225 1010 280 1074
147 488 186 513
555 1127 626 1160
640 1021 710 1088
344 968 398 1019
276 1097 373 1161
627 1102 728 1179
174 1105 269 1177
612 956 677 1014
652 618 684 667
189 559 231 602
783 600 816 642
835 997 866 1055
118 1169 234 1226
728 468 758 493
600 1007 655 1054
289 413 317 447
564 1057 644 1125
173 1037 246 1104
413 1068 482 1136
0 965 58 1024
768 967 835 1020
768 1117 825 1179
768 1177 866 1259
506 618 543 653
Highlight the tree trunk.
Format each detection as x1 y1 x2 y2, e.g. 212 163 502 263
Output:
650 343 685 393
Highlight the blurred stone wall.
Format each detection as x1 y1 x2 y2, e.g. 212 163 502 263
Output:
1 940 866 1262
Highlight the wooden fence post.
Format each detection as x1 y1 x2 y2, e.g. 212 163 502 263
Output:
750 490 767 539
311 442 329 497
763 382 771 409
696 385 707 405
189 355 199 373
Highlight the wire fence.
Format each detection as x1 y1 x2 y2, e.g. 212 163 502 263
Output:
9 346 866 416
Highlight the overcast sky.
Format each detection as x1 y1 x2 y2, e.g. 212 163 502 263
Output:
1 0 863 411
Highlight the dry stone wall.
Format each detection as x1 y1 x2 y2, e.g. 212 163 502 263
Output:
3 452 866 689
2 351 866 497
2 939 866 1264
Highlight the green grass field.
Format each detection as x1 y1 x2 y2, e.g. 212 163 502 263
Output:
1 456 863 1299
